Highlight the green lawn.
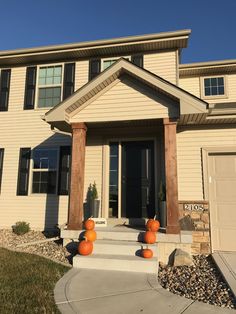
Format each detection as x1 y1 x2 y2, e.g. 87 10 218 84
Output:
0 247 69 314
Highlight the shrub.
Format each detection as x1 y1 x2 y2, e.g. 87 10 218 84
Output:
12 221 30 235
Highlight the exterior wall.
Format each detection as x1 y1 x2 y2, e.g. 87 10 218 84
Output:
0 66 71 230
144 51 177 84
179 73 236 104
177 125 236 200
75 60 89 90
71 77 178 123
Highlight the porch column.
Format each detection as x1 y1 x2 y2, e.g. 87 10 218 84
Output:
67 122 87 230
163 118 180 234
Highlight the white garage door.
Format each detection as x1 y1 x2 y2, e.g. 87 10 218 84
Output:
209 153 236 252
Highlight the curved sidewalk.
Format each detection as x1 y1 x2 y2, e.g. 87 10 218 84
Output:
54 268 233 314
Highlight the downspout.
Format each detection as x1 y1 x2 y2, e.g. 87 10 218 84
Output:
50 125 72 137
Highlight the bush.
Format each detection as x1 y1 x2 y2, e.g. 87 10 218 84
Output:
12 221 30 235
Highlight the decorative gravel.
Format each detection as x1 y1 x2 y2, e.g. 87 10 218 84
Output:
0 229 72 266
158 255 236 310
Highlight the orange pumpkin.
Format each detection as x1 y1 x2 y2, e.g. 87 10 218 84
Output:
143 231 156 244
146 219 160 232
78 239 93 256
84 218 95 230
141 248 153 259
84 230 97 242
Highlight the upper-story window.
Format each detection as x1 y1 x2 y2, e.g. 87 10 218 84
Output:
203 77 225 97
37 65 63 108
101 57 131 71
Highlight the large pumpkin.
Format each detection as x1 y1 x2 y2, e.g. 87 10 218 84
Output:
146 219 160 232
141 248 153 259
143 231 156 244
78 239 93 256
84 230 97 242
84 218 95 230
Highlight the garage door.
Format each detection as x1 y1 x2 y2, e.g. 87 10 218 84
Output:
208 153 236 251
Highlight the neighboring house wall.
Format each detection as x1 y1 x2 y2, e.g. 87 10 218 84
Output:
144 51 177 84
177 125 236 200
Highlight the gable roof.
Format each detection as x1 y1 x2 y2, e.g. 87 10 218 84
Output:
45 58 208 125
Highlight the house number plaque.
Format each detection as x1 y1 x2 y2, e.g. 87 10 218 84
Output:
184 204 204 211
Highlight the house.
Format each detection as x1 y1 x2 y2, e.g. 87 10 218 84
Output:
0 29 235 255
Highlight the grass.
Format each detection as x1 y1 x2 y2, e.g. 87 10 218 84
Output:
0 247 69 313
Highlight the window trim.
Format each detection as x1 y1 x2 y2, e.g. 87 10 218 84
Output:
35 63 65 110
29 147 60 195
200 75 228 100
0 148 4 194
101 56 131 71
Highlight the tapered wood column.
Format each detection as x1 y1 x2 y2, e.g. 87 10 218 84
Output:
67 122 87 230
164 118 180 234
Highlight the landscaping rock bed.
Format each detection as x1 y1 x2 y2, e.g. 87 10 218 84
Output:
158 255 236 310
0 229 72 266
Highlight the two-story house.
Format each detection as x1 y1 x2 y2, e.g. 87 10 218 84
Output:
0 29 235 254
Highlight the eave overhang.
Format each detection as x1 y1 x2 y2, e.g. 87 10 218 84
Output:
0 29 190 67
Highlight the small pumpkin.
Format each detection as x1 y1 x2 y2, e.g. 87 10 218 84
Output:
143 231 156 244
84 229 97 242
78 239 93 256
84 218 95 230
146 219 160 232
141 248 153 259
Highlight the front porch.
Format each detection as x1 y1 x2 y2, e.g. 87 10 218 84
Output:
44 58 208 236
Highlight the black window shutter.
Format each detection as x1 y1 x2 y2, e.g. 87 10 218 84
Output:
17 148 31 195
89 59 101 81
0 148 4 193
58 146 71 195
0 69 11 111
24 67 37 110
63 63 75 100
131 55 143 68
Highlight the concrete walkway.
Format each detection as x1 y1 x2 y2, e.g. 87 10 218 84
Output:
54 268 233 314
213 252 236 299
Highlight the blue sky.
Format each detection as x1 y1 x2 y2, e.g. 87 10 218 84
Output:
0 0 235 63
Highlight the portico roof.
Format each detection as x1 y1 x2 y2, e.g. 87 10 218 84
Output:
44 58 208 129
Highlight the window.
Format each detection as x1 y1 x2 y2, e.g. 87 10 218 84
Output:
32 149 58 194
102 57 130 71
204 77 225 97
37 65 63 108
109 142 119 218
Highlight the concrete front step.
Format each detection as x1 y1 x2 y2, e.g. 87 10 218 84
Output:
62 227 184 243
93 240 158 257
73 254 158 273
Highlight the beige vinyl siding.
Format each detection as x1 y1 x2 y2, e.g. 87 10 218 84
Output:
144 51 177 84
177 126 236 200
0 66 71 229
75 60 89 91
71 78 178 123
84 135 103 204
179 77 200 98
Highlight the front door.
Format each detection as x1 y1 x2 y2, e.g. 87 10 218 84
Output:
121 141 155 218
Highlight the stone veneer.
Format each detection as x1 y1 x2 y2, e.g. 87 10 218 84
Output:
179 201 211 255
